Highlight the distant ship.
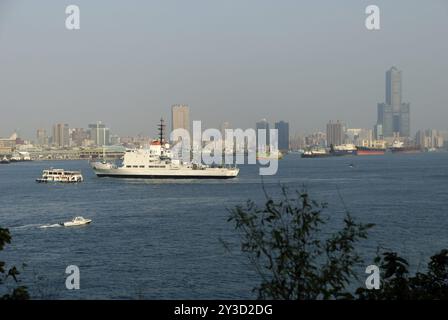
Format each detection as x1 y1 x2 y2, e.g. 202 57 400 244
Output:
330 144 357 156
256 150 284 160
301 148 330 158
356 146 386 156
390 146 422 154
389 141 422 154
90 119 239 179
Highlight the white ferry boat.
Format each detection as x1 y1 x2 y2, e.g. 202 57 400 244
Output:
90 120 239 179
36 169 84 183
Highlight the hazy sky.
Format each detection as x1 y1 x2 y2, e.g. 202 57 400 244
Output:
0 0 447 139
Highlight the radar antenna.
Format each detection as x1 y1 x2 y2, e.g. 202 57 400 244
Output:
158 118 165 145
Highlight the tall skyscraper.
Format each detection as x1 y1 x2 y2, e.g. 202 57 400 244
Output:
52 123 69 147
275 121 289 152
89 121 110 146
377 67 411 138
256 118 270 150
36 128 48 146
326 121 345 147
386 67 402 111
171 104 190 135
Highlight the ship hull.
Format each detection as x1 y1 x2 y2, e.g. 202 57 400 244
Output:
93 168 239 179
390 148 422 154
301 154 331 158
95 173 236 179
356 147 386 156
356 150 386 156
356 150 385 156
330 150 356 156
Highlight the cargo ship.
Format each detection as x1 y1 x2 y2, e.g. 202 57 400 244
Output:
330 144 357 156
389 141 422 154
390 146 422 154
356 146 386 156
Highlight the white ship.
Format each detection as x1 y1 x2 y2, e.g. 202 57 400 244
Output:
90 120 239 179
61 216 92 227
36 169 84 183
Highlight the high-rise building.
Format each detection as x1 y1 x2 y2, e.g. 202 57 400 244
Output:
88 121 110 146
386 67 402 111
71 128 89 147
36 128 48 146
326 121 345 147
377 67 411 138
52 123 69 147
275 121 289 152
171 104 190 135
256 118 270 150
416 129 444 149
305 132 327 148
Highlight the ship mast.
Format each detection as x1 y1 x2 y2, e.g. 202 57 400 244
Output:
158 118 165 145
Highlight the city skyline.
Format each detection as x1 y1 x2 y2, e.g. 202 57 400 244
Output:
1 63 446 141
0 1 447 138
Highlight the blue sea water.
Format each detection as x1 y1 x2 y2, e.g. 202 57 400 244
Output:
1 153 448 299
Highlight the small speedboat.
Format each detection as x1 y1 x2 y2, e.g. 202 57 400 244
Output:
61 216 92 227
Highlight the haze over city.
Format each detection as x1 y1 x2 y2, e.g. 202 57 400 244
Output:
0 0 447 139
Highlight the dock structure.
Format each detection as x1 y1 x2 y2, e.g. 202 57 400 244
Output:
7 147 126 161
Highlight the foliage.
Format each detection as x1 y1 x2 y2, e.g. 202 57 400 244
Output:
0 226 29 300
356 249 448 300
229 185 448 300
228 186 374 299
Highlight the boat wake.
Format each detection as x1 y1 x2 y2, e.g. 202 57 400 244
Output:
10 223 43 230
39 224 62 229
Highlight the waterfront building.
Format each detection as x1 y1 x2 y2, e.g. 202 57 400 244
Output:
88 121 110 146
52 123 70 148
0 137 16 155
71 128 89 147
171 104 190 135
36 128 48 146
256 118 270 151
326 121 345 147
415 129 445 149
275 121 290 152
